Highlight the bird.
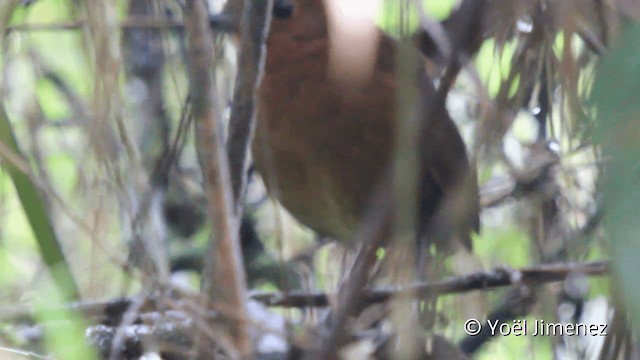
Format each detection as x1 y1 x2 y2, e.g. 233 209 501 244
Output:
251 0 479 252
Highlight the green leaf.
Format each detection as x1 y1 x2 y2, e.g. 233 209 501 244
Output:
591 22 640 323
0 104 79 301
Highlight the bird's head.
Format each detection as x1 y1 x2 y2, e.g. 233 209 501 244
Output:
267 0 330 46
269 0 381 88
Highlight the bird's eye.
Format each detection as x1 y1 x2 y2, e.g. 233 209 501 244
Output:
273 0 294 19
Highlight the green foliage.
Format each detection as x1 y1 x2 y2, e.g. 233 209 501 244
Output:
11 0 73 23
0 105 79 301
591 22 640 325
0 245 21 286
476 39 518 97
36 80 72 120
17 0 92 104
378 0 457 34
35 289 97 360
473 226 530 268
41 140 79 194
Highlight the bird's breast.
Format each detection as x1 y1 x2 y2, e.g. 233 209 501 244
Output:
254 60 396 240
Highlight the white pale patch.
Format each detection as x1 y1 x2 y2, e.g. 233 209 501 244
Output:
325 0 381 88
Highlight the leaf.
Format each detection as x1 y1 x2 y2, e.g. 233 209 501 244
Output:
591 22 640 323
0 104 79 301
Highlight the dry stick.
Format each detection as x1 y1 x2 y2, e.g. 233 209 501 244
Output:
183 0 250 357
226 0 274 211
0 260 609 324
254 259 608 308
4 16 237 33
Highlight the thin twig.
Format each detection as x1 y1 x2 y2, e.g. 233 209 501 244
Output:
4 16 237 33
226 0 273 211
0 346 50 360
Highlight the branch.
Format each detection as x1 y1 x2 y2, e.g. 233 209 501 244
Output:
4 16 237 33
0 260 608 325
226 0 273 210
183 0 250 356
253 260 608 308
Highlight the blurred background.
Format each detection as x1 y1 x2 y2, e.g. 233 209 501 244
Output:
0 0 637 359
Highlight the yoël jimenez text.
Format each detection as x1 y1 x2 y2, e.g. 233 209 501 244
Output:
488 319 608 337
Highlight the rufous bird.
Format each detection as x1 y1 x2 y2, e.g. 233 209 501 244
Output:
252 0 479 251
